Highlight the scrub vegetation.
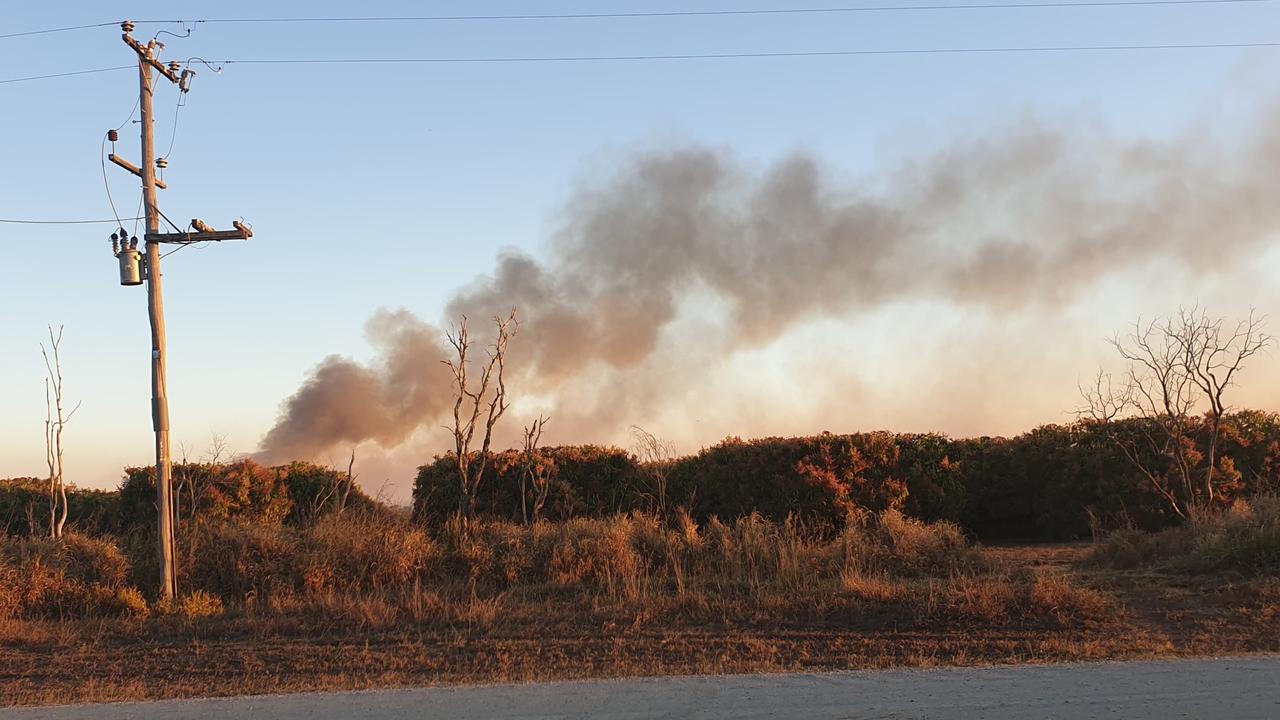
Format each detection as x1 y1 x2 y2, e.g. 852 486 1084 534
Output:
2 453 1279 705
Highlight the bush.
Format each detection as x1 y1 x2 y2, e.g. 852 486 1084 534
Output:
843 509 986 577
156 590 224 619
278 462 378 525
120 460 293 532
413 446 644 525
299 511 438 593
1086 495 1280 574
0 533 140 619
180 520 298 601
411 412 1280 542
0 478 122 537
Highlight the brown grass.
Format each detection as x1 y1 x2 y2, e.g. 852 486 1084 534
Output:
1 509 1278 706
1086 495 1280 573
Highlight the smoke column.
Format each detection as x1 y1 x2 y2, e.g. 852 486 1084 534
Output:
258 111 1280 462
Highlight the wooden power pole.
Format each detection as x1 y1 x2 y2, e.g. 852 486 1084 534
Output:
111 20 252 600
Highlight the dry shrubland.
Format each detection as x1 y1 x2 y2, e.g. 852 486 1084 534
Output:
1086 494 1280 574
0 509 1115 632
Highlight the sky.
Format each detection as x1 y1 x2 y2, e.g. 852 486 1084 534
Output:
1 0 1278 502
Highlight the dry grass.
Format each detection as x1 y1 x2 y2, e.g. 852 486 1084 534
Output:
1086 495 1280 574
2 509 1278 706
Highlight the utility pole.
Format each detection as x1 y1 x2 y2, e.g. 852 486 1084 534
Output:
110 20 252 600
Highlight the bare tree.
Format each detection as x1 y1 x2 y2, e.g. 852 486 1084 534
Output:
631 425 676 517
442 311 517 523
314 447 360 517
520 415 552 525
1082 309 1271 518
340 448 358 513
176 431 229 526
40 326 80 539
1174 307 1271 506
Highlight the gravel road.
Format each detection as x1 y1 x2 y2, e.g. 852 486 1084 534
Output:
7 655 1279 719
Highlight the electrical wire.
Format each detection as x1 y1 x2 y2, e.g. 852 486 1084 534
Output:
101 95 142 230
131 193 144 237
0 217 142 224
4 39 1279 88
101 135 125 228
162 89 186 160
0 0 1272 40
138 0 1278 23
0 21 117 39
0 65 133 85
211 41 1280 65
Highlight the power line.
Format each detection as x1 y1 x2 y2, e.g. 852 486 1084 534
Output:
136 0 1280 23
0 0 1272 40
3 40 1277 86
213 42 1280 64
0 21 117 39
0 217 142 225
0 65 133 85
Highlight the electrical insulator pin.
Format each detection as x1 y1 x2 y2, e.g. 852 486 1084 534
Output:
107 129 118 142
120 20 135 34
168 61 181 75
156 157 168 169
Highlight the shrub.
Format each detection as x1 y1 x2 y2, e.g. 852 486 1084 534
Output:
120 460 293 532
299 511 438 593
843 509 986 577
0 478 122 537
413 446 643 525
180 520 298 601
0 533 138 619
1086 495 1280 574
408 412 1280 541
277 462 378 525
156 590 224 619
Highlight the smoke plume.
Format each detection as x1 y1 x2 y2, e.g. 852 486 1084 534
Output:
258 111 1280 462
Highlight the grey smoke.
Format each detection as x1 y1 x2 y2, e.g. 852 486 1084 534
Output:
258 111 1280 461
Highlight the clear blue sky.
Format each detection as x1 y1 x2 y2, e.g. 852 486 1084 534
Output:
2 0 1278 497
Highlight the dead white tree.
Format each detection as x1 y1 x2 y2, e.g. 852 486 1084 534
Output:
40 326 80 539
442 310 517 523
520 415 552 525
631 425 676 517
1081 309 1271 518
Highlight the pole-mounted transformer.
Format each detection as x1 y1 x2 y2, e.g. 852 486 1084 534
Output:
111 229 143 286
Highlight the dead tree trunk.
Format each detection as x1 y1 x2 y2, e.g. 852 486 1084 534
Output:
443 311 517 524
40 326 79 540
521 415 551 525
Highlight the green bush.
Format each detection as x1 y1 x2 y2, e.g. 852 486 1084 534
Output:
277 461 378 525
413 445 644 525
120 459 293 532
410 412 1280 541
0 477 122 537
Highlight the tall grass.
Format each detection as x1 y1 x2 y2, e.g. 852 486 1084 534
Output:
0 509 1113 630
1087 495 1280 573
